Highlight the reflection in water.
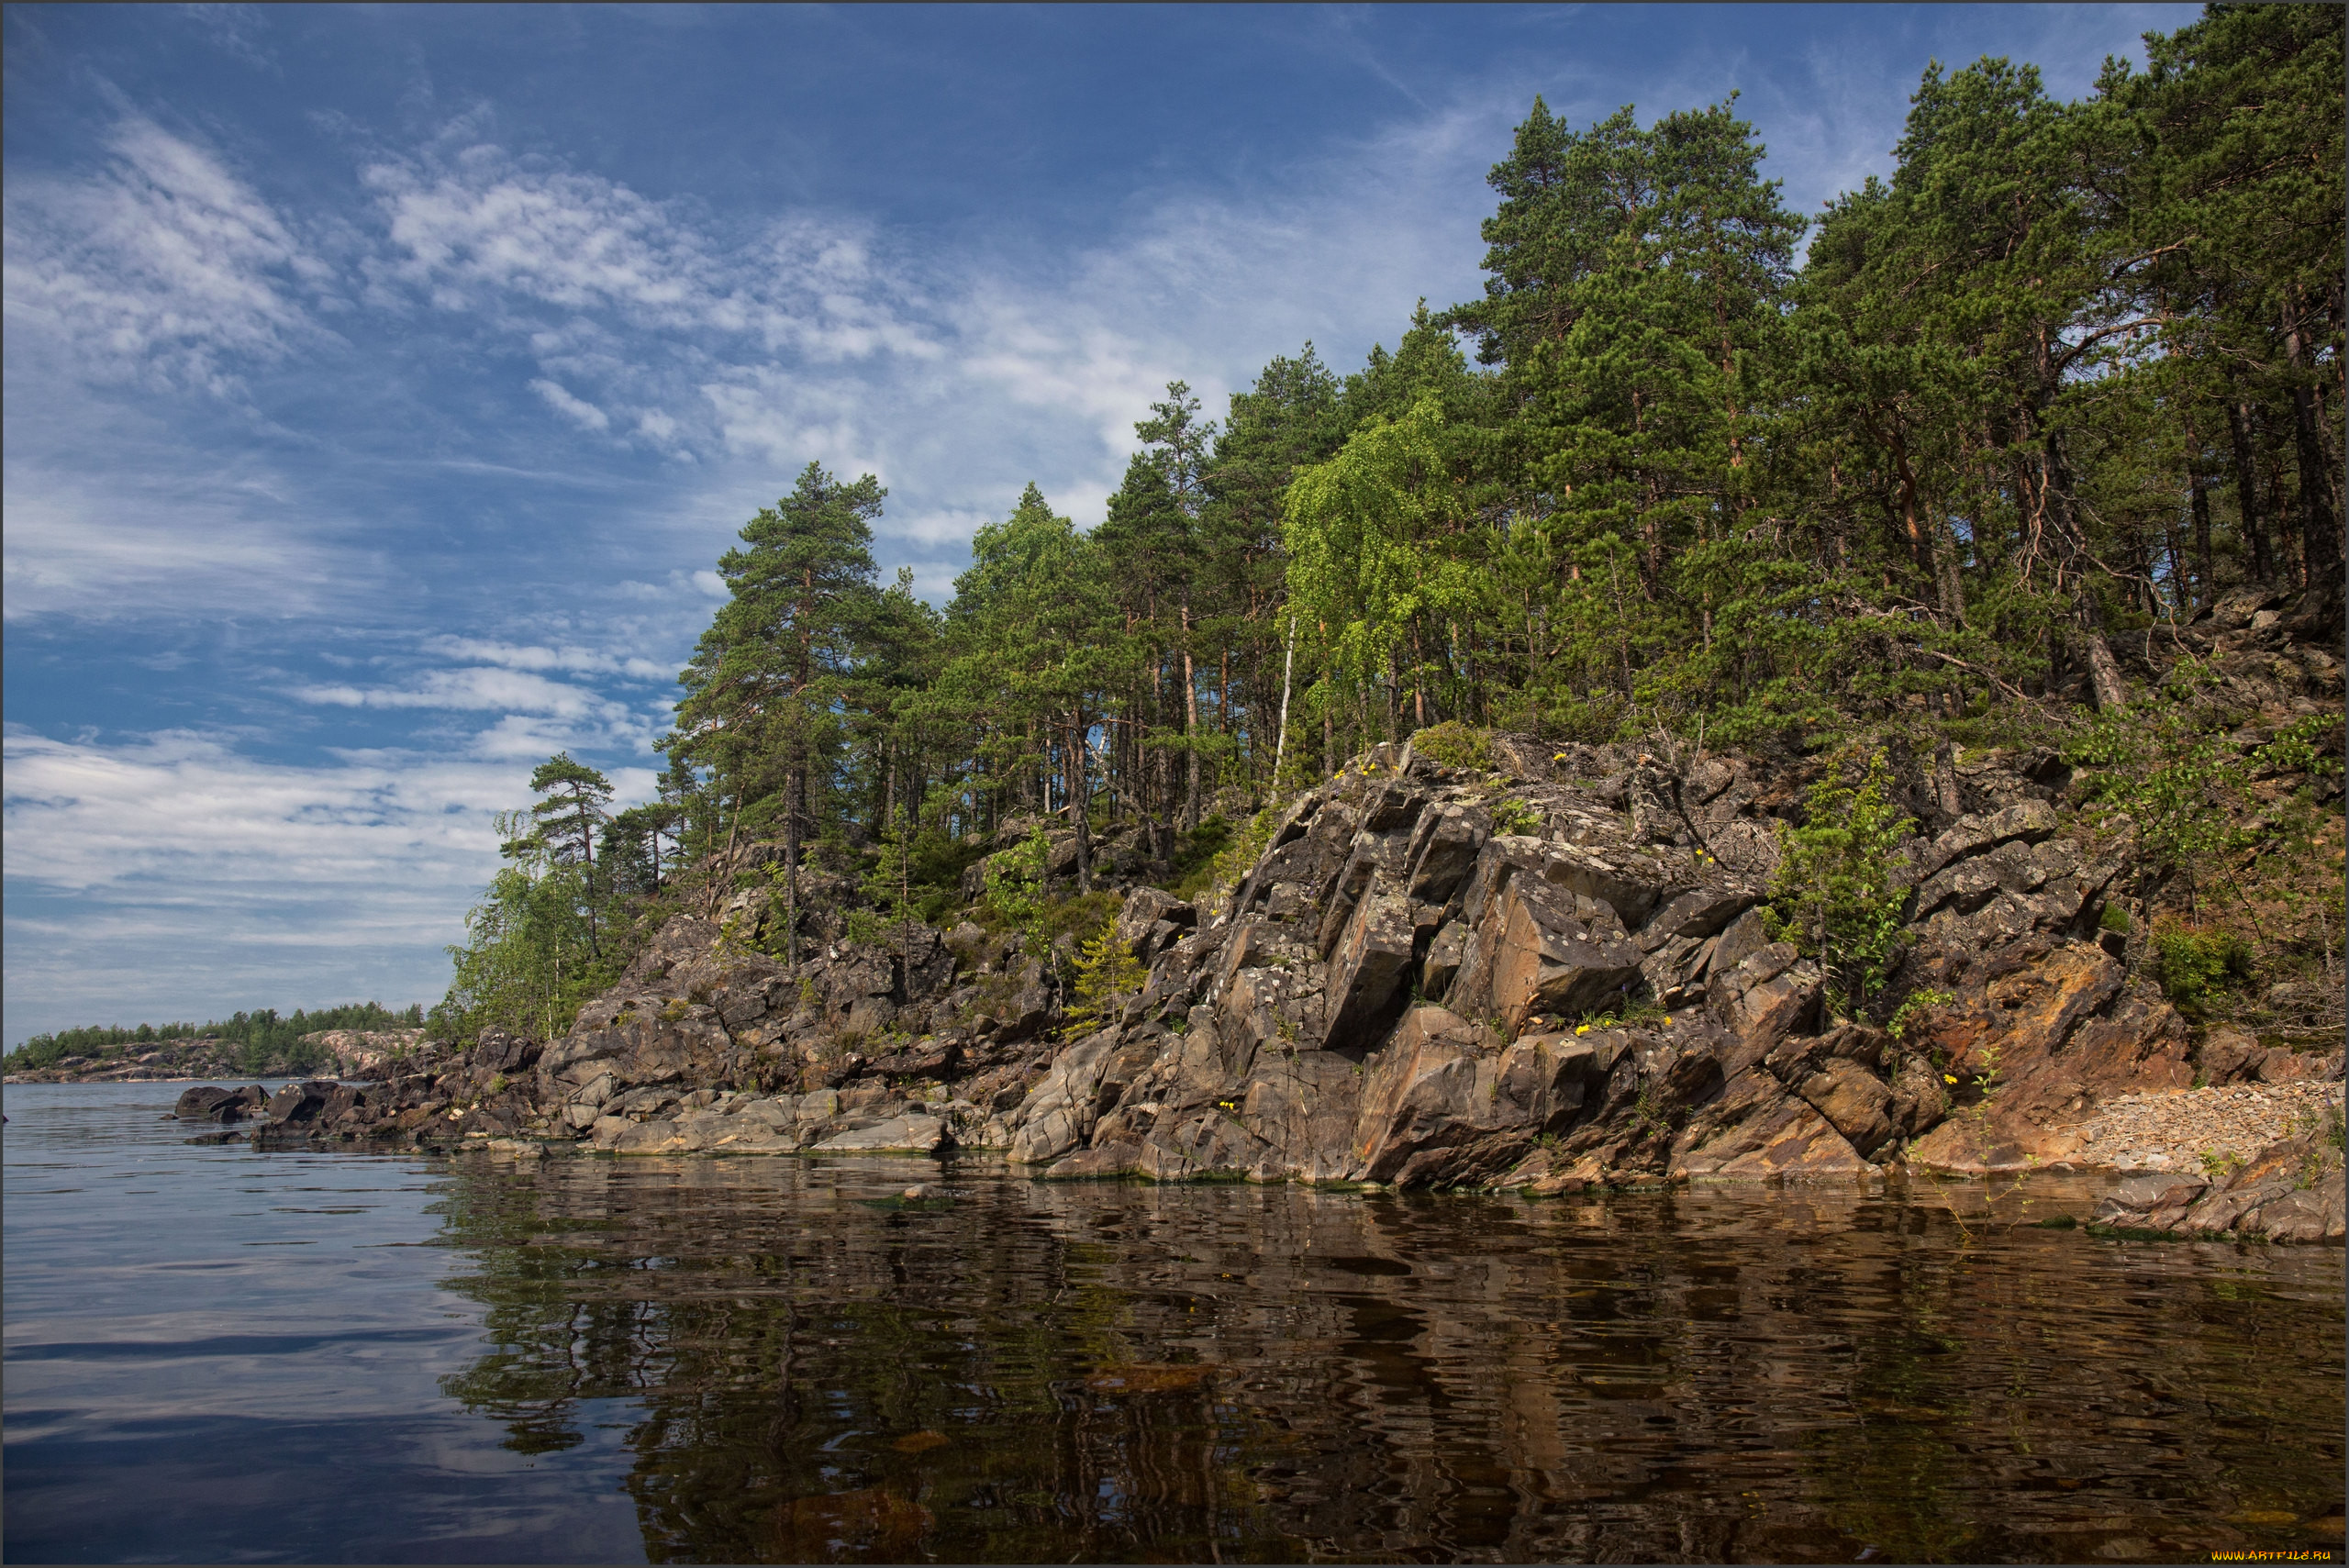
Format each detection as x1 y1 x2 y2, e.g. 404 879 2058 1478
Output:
431 1156 2345 1564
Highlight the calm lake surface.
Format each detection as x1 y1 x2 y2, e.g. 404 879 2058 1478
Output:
6 1082 2343 1564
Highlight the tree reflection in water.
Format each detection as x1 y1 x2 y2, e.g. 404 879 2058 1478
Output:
428 1155 2346 1564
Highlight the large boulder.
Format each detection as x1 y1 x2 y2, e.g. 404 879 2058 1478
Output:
1449 875 1645 1034
1708 942 1823 1075
1351 1006 1538 1187
1907 947 2188 1172
173 1086 239 1120
1789 1058 1898 1159
1006 1033 1122 1164
265 1080 339 1124
811 1113 951 1155
1402 803 1490 905
2093 1135 2345 1243
1229 1048 1371 1184
2200 1026 2343 1085
1113 888 1196 962
1320 894 1419 1052
1916 799 2059 877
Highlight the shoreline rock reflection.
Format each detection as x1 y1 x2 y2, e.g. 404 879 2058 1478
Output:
427 1154 2346 1564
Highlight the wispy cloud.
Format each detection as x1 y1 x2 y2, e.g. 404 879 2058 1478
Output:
292 665 657 747
2 116 330 394
420 635 674 682
528 376 610 431
0 449 341 622
362 145 940 361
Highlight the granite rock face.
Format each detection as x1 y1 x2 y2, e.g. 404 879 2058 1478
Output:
202 730 2284 1212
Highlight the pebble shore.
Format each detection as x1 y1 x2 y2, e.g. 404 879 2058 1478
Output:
2059 1080 2343 1173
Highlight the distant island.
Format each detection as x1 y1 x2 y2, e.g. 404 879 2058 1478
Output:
4 1003 428 1083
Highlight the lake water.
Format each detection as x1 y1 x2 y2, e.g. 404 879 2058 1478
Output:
5 1081 2343 1564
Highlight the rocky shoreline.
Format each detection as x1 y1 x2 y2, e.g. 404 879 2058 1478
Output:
150 723 2345 1244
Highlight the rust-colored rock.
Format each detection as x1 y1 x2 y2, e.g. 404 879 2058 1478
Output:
1909 982 2191 1172
1669 1068 1871 1181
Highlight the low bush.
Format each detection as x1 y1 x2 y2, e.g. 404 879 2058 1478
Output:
1408 720 1493 770
2150 926 2254 1011
1490 796 1544 837
1765 749 1915 1013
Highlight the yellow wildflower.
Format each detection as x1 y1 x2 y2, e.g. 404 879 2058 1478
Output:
1943 1073 1958 1084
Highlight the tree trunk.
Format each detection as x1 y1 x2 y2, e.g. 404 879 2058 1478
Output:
1932 740 1963 823
781 770 798 973
2228 400 2274 584
2185 408 2214 613
1152 651 1174 862
1272 616 1297 791
1180 596 1200 834
2043 430 2129 711
2284 293 2343 589
1411 620 1427 729
1067 706 1091 893
1383 651 1397 746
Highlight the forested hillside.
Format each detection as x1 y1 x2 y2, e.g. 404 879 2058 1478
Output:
436 6 2343 1048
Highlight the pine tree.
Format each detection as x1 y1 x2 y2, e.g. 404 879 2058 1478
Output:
675 462 885 964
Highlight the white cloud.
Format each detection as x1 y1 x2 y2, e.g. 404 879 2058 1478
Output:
881 506 1005 550
420 636 672 681
528 376 610 431
0 725 660 1038
0 453 340 623
2 117 328 393
292 664 652 739
0 726 505 1032
362 147 940 361
697 365 890 479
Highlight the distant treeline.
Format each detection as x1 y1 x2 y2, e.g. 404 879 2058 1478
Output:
4 1002 426 1073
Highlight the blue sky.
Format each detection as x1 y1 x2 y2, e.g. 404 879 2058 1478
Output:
2 3 2196 1043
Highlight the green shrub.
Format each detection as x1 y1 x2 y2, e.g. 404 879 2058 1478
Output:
1165 817 1233 895
2067 664 2247 881
1490 796 1544 837
908 828 991 895
2150 927 2254 1010
1036 889 1120 951
1886 987 1954 1042
1547 693 1629 745
2099 903 2131 933
1408 720 1493 770
1765 750 1916 1013
978 827 1052 942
